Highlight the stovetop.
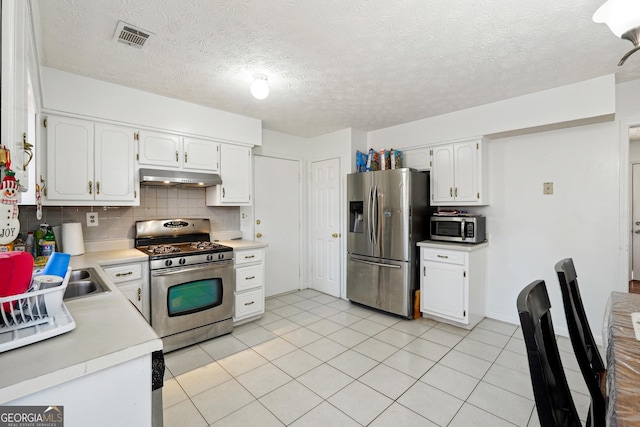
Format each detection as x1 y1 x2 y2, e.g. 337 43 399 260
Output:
138 241 232 257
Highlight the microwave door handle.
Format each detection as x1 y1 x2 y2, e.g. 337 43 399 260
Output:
460 219 466 241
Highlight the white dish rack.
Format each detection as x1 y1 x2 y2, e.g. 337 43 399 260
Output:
0 267 76 353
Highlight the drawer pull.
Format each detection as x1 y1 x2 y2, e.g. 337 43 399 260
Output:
116 271 134 277
244 255 255 259
244 301 255 306
245 276 256 280
436 255 449 259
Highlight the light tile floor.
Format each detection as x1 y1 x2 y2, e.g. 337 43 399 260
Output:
162 290 591 426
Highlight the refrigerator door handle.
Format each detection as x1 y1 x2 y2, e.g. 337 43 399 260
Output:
368 185 373 244
372 184 378 247
349 257 401 269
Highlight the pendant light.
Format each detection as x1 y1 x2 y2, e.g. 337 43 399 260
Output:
250 74 269 100
593 0 640 65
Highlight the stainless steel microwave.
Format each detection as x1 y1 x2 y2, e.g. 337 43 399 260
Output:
430 215 486 243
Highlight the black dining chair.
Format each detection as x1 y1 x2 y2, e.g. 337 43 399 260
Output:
555 258 606 427
517 280 582 427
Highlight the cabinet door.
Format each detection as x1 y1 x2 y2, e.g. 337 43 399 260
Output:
95 124 136 202
430 145 454 204
46 116 94 201
453 141 479 202
118 283 144 318
182 138 219 172
207 144 251 205
421 260 467 322
137 130 181 168
1 0 29 188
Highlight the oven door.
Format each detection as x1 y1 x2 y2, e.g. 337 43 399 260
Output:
150 260 234 338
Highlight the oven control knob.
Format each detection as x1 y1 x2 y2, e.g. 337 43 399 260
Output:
206 254 213 261
218 253 225 260
179 258 186 265
165 259 172 267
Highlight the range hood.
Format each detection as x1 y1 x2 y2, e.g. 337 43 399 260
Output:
139 168 222 187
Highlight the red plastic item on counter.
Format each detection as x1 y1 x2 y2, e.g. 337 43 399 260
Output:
0 251 34 312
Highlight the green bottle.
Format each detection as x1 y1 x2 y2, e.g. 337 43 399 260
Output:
34 224 47 257
41 226 56 257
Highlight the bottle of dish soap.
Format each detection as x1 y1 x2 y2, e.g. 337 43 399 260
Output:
40 225 56 257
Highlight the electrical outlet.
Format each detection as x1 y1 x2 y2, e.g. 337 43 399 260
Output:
86 212 99 227
543 182 553 195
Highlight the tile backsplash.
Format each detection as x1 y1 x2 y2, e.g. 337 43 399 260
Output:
18 186 240 242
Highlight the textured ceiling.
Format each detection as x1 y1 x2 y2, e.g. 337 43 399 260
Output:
35 0 640 138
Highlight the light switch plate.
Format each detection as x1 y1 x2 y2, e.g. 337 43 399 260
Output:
86 212 99 227
543 182 553 195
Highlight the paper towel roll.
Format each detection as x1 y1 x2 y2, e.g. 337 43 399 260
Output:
61 222 85 256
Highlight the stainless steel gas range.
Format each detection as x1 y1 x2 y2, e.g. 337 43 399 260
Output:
135 218 234 353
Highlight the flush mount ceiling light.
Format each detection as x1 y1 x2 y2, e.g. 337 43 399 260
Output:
593 0 640 65
250 74 269 100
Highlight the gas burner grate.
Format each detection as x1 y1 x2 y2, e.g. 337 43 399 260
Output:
148 244 181 254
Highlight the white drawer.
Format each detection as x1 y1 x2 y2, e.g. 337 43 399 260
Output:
236 264 263 292
102 263 143 283
421 248 465 265
235 249 263 266
234 288 264 319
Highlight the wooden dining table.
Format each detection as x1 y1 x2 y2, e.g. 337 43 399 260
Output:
605 291 640 426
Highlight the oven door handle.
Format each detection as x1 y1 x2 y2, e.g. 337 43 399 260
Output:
151 260 234 277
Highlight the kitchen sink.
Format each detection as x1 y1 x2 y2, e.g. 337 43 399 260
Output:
63 268 110 300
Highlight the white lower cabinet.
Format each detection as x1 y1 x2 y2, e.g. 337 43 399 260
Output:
233 248 265 323
102 261 149 321
419 243 487 328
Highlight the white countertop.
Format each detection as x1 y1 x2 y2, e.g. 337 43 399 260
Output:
417 240 489 251
215 239 268 250
0 248 161 403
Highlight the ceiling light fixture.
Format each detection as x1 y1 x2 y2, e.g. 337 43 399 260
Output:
250 74 269 100
593 0 640 65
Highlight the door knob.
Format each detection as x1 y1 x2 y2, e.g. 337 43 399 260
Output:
256 233 262 238
256 219 261 225
332 233 339 238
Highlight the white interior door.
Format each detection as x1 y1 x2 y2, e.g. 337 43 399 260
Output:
310 158 341 297
254 155 301 297
632 163 640 279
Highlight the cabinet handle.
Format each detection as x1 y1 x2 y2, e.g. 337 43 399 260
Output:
244 301 255 306
116 271 133 277
245 276 256 280
23 133 34 170
245 255 255 259
176 151 179 162
449 187 453 197
89 181 93 195
137 287 141 301
455 187 458 197
436 254 449 259
96 181 100 195
222 187 225 198
184 152 188 163
256 233 262 238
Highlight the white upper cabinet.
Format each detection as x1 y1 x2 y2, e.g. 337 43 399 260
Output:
137 131 220 172
1 0 35 190
137 130 181 168
206 144 251 206
43 116 137 205
182 137 219 172
430 137 487 206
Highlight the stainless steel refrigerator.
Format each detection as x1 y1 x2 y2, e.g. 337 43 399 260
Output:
347 168 430 318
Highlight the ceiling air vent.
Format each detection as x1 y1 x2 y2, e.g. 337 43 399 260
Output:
113 21 153 49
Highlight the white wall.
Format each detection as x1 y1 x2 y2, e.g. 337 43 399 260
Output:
476 122 621 336
40 67 262 146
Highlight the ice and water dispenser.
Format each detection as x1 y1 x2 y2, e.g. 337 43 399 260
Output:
349 201 364 233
